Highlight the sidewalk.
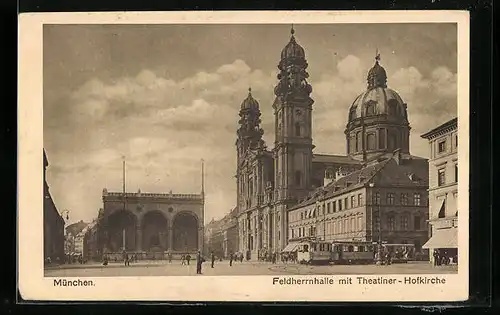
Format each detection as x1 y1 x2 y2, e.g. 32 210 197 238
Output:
44 259 277 270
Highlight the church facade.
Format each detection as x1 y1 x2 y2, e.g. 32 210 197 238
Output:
235 27 429 259
235 28 363 259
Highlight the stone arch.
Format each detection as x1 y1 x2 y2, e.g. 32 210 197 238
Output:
142 210 168 252
172 211 199 251
105 210 138 252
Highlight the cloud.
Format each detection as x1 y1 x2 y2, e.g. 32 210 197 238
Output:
45 57 457 226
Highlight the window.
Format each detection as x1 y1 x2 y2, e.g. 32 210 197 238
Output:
438 168 446 186
351 196 356 208
438 140 446 153
438 200 446 218
356 131 362 152
455 164 458 183
327 202 331 213
338 200 343 211
333 201 337 212
295 170 302 187
414 193 421 206
400 214 409 230
322 204 326 215
358 194 363 206
414 216 421 230
378 129 386 149
358 217 362 231
278 231 280 241
387 193 395 205
344 197 348 209
373 192 380 205
295 122 301 137
366 102 376 115
291 229 295 238
387 214 396 231
367 133 376 150
400 193 408 205
350 218 355 232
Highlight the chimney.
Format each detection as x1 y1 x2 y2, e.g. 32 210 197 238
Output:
324 168 335 187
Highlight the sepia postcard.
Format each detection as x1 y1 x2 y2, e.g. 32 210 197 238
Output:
18 11 469 302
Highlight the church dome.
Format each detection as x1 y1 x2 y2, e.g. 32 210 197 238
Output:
348 87 407 122
347 54 408 123
280 27 305 60
240 88 260 110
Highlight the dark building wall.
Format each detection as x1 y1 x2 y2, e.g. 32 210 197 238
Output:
43 150 65 263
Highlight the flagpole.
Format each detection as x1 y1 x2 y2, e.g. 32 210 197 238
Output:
122 155 126 251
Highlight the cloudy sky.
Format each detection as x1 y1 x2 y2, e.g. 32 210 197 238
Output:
43 23 457 225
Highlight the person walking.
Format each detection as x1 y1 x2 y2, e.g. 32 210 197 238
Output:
181 254 186 265
229 252 233 267
196 250 205 274
211 251 215 268
186 253 191 265
433 249 439 267
168 252 172 264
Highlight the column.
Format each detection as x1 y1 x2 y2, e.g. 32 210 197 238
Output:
168 223 173 251
135 223 142 252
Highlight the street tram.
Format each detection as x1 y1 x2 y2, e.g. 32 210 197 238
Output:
381 243 416 263
330 241 375 265
284 237 332 265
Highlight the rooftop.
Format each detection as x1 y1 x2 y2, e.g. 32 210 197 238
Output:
291 150 428 210
421 117 458 139
312 153 362 165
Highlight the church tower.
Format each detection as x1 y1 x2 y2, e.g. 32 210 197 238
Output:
272 26 314 250
235 88 265 212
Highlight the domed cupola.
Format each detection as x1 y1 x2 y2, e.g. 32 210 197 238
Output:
344 52 411 161
367 54 388 89
274 26 312 98
240 87 260 111
236 88 265 152
280 27 306 60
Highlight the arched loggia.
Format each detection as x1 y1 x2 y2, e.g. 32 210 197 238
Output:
105 210 137 252
142 211 168 252
172 212 199 251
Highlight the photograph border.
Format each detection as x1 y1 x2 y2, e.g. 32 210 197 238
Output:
17 10 473 303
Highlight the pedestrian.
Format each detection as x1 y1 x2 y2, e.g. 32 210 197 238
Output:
168 252 172 263
211 251 215 268
196 250 205 274
181 254 185 265
229 252 233 267
433 250 439 266
186 254 191 265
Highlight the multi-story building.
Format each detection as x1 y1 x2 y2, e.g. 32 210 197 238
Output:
235 27 362 259
205 207 239 258
287 48 430 254
421 118 458 264
43 149 65 264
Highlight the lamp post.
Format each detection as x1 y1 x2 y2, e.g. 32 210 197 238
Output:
368 183 383 265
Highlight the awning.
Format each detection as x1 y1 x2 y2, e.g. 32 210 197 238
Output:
422 228 458 249
282 243 299 253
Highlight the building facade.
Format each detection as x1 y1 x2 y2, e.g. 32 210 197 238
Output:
421 118 458 264
235 28 362 259
286 49 430 254
289 151 429 252
43 149 65 264
97 189 204 260
205 208 239 258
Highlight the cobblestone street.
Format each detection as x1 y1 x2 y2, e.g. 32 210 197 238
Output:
44 260 458 277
